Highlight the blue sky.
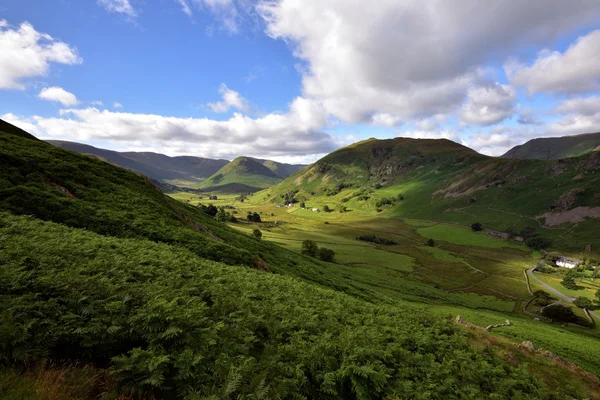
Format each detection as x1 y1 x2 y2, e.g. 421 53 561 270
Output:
2 0 600 162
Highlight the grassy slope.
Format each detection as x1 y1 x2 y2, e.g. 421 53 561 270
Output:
197 156 284 192
502 132 600 160
262 136 600 254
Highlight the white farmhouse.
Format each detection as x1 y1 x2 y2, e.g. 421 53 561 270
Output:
556 257 583 269
312 208 320 212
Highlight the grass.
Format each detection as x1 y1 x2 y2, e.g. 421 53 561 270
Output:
417 224 527 249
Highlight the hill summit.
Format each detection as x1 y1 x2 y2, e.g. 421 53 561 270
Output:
502 132 600 160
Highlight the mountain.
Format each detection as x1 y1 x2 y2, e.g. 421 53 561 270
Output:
197 156 291 192
502 132 600 160
255 158 306 178
48 140 229 186
263 136 600 252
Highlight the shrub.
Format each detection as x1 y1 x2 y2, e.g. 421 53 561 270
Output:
253 228 262 240
247 212 261 223
323 205 331 213
426 238 435 247
561 272 578 290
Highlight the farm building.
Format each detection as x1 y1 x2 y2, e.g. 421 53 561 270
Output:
312 208 320 212
556 257 583 269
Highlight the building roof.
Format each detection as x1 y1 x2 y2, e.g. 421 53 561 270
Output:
557 257 583 264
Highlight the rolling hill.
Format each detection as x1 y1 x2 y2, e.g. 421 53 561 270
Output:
261 136 600 253
3 119 600 398
197 156 302 192
48 140 228 186
502 132 600 160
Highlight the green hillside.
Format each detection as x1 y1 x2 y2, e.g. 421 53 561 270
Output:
257 158 306 178
502 132 600 160
48 140 228 186
197 156 284 192
261 136 600 253
3 120 600 398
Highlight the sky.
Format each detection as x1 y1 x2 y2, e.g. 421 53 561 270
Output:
2 0 600 163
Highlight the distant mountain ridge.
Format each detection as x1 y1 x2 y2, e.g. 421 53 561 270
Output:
47 140 306 190
502 132 600 160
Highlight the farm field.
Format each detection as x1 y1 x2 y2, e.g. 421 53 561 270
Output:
534 271 600 301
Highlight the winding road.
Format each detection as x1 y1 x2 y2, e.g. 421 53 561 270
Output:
526 267 600 321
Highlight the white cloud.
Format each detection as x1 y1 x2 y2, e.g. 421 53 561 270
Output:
0 20 81 89
113 102 123 109
517 109 543 126
37 87 80 106
193 0 240 33
176 0 193 16
5 97 336 161
258 0 600 125
556 96 600 116
207 84 250 113
506 30 600 94
97 0 137 18
90 100 104 106
460 83 516 126
547 96 600 136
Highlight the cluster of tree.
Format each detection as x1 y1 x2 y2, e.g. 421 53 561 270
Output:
252 228 262 240
237 193 248 203
561 270 580 290
247 211 262 222
519 226 551 250
532 290 553 307
209 195 218 200
325 182 353 196
215 207 238 223
301 240 336 262
280 190 299 205
357 235 398 245
471 222 483 232
375 193 405 208
541 304 577 323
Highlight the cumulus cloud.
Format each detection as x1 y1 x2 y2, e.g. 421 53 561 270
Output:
507 30 600 94
258 0 600 125
207 84 250 113
4 97 336 160
113 102 123 109
556 96 600 116
90 100 104 106
460 83 516 126
37 87 80 106
517 109 543 126
0 20 81 89
97 0 137 18
547 96 600 136
193 0 241 33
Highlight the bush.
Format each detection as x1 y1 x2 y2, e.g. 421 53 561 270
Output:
253 228 262 240
471 222 482 232
323 205 331 212
318 247 336 263
561 272 578 290
426 238 435 247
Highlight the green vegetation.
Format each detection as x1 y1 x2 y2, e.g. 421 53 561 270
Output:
356 235 398 245
3 121 600 398
417 225 524 249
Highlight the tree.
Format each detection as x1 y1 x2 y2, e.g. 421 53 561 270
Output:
573 296 593 309
561 271 578 290
215 208 229 222
205 204 218 217
542 304 576 323
247 212 261 223
595 289 600 305
533 290 552 306
318 247 336 263
397 194 405 201
301 240 318 257
471 222 482 232
426 238 435 247
339 205 347 213
300 201 306 208
323 205 331 213
526 236 551 250
252 229 262 240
